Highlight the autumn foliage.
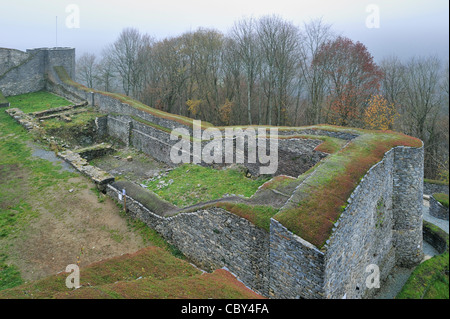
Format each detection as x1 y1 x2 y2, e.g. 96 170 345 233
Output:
364 95 397 130
313 36 383 127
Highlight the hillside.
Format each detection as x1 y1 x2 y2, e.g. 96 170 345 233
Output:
0 246 264 299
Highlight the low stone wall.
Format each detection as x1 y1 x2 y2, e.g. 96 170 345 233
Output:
74 143 115 162
5 108 40 131
30 102 88 118
423 221 449 254
424 182 449 196
57 150 114 190
429 196 449 221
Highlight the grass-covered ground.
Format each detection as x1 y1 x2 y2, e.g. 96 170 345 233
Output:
144 164 269 208
0 91 156 290
6 90 72 113
397 222 449 299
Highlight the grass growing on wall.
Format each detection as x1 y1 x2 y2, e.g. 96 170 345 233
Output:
208 202 279 231
274 130 423 248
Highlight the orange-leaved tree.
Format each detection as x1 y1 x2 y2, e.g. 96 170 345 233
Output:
364 94 397 131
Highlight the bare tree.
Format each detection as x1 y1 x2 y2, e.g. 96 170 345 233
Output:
229 17 260 125
401 56 442 140
257 15 301 126
299 18 335 124
380 55 406 107
400 56 445 178
106 28 150 98
95 51 116 92
76 52 97 89
313 36 383 126
147 36 189 113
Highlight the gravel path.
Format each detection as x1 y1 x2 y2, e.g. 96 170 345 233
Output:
374 200 449 299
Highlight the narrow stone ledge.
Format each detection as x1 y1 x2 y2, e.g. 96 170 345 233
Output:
57 150 115 190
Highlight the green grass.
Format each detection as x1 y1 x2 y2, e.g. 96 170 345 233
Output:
0 91 81 291
0 255 23 291
144 164 269 208
397 252 449 299
433 193 449 208
397 221 449 299
40 109 103 130
5 90 71 113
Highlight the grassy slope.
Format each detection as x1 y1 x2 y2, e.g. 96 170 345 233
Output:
0 246 264 299
0 91 76 290
397 222 449 299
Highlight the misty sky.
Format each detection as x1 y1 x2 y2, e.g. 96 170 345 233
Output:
0 0 448 63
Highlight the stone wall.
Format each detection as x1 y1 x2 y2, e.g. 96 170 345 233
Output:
323 148 397 299
0 48 30 75
392 146 424 267
102 143 424 299
269 219 325 299
0 50 45 96
0 47 75 97
1 55 427 299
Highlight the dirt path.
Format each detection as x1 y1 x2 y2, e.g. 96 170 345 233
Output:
7 176 147 282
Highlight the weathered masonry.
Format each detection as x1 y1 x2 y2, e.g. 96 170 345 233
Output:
1 47 425 299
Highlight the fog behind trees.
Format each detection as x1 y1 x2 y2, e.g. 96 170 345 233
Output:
75 16 449 181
